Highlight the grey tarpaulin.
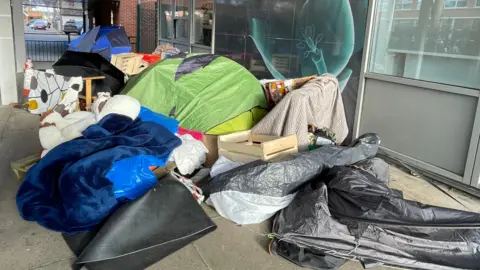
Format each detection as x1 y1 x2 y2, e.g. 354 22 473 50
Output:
271 160 480 270
204 133 380 224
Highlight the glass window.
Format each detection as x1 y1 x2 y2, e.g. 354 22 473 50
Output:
477 0 480 6
193 0 213 46
378 0 390 11
172 0 190 42
444 0 467 8
159 0 173 39
175 0 189 17
395 0 413 10
369 0 480 89
174 18 189 40
417 0 422 9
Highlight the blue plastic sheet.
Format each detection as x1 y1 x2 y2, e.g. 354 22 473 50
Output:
106 155 165 200
105 109 180 201
138 106 179 134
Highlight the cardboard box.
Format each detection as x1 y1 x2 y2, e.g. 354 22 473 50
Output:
111 53 149 75
152 161 177 179
203 134 219 168
218 131 298 163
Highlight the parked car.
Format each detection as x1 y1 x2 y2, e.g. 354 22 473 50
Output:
63 21 83 35
32 21 48 30
26 19 38 27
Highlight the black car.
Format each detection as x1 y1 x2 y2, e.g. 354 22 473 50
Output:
64 21 83 35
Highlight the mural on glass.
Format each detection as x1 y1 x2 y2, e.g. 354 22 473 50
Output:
214 0 368 140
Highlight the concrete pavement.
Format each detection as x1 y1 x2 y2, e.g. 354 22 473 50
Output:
0 106 479 270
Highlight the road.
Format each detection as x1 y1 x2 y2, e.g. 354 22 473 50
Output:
24 26 80 41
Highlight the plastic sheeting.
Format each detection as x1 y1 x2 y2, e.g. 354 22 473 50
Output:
271 159 480 269
325 166 480 228
106 155 162 200
63 176 217 270
204 134 380 224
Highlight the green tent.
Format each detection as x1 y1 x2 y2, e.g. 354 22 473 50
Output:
122 54 267 135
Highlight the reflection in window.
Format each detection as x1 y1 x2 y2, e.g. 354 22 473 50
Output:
176 0 189 17
193 0 213 47
444 0 467 8
369 0 480 89
174 18 189 40
395 0 413 10
378 0 389 11
159 0 173 39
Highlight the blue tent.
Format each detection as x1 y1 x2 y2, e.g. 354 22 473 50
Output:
68 26 131 60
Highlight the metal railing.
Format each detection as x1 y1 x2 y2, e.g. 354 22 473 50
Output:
25 40 67 62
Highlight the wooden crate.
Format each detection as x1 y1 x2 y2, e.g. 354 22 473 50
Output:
218 131 298 163
111 53 148 75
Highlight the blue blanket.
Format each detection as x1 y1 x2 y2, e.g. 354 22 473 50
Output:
16 114 181 233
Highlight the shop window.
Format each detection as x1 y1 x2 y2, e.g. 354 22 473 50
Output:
159 0 173 39
193 0 213 47
369 0 480 89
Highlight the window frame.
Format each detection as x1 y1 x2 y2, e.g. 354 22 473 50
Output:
443 0 468 9
394 0 413 10
158 0 215 53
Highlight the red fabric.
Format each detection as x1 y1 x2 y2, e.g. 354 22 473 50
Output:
137 54 161 65
178 127 204 141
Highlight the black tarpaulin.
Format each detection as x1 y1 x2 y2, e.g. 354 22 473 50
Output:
272 156 480 270
63 176 217 270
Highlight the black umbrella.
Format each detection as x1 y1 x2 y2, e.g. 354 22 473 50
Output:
53 51 125 95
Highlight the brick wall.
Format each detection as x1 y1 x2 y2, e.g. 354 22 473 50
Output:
138 0 158 53
119 0 138 50
118 0 158 53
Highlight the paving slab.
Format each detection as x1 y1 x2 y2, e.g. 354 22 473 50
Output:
28 258 75 270
147 244 210 270
0 106 12 123
389 166 470 211
0 157 21 201
193 217 303 270
0 199 73 270
435 181 480 212
201 203 220 219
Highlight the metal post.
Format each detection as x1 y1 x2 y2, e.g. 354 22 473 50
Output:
352 0 377 139
82 0 86 34
137 0 141 52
